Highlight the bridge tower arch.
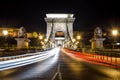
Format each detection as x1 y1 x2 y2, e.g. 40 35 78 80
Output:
45 14 75 48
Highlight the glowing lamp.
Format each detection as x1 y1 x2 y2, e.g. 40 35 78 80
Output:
112 30 118 36
2 30 8 36
39 35 43 40
77 35 81 40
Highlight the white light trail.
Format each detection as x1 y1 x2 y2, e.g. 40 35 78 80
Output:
0 48 60 71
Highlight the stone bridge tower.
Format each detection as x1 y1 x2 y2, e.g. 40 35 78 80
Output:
45 14 75 47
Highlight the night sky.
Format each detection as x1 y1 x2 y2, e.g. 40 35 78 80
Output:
0 0 120 33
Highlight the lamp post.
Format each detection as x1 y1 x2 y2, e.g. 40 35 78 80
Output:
2 30 8 48
38 35 43 49
76 35 82 51
39 35 43 40
72 38 76 48
112 30 118 49
76 35 81 40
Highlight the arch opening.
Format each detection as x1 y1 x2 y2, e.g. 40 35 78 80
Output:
55 31 65 46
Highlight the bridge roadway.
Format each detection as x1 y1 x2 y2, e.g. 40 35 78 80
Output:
0 48 120 80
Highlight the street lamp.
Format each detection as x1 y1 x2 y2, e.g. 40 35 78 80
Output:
112 30 118 48
2 30 8 48
76 35 81 40
38 35 44 49
39 35 43 40
76 35 82 51
112 30 118 36
2 30 8 36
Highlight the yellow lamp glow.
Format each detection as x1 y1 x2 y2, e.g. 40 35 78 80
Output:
112 30 118 36
77 35 81 40
39 35 43 40
2 30 8 36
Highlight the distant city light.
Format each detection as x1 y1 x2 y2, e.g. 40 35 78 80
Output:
2 30 8 36
46 14 73 18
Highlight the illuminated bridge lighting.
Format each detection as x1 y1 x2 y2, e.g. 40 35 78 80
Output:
46 14 74 18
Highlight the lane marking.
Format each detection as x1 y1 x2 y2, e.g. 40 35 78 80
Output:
58 64 63 80
51 64 63 80
51 72 58 80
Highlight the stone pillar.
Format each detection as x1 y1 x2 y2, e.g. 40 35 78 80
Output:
90 27 105 49
15 27 30 49
90 38 105 49
15 38 30 49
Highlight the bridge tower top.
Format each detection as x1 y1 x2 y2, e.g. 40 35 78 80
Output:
46 14 74 18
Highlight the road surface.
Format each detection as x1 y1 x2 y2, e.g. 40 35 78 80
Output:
0 48 120 80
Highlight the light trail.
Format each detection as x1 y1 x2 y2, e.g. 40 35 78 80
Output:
62 48 120 69
0 48 60 71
